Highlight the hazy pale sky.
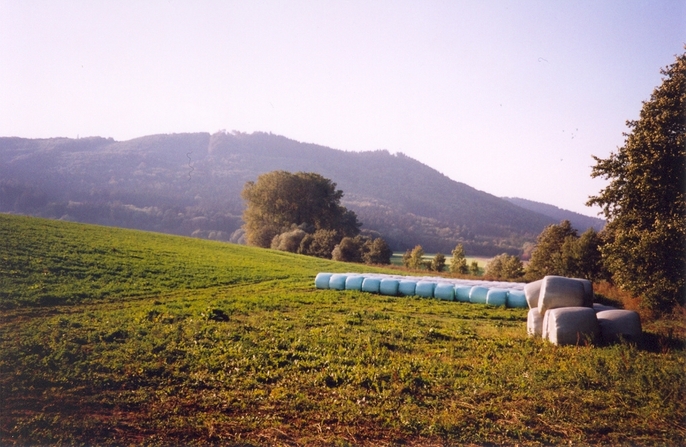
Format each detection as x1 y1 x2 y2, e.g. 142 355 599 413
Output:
1 1 684 217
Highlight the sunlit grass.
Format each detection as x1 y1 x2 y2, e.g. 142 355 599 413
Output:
1 214 684 446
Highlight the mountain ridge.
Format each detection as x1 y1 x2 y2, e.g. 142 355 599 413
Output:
0 131 597 255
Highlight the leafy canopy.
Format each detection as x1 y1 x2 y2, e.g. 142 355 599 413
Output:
587 52 686 312
241 171 360 248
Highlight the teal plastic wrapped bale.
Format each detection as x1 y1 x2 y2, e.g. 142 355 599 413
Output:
362 278 381 294
415 281 436 298
434 283 455 301
398 280 417 296
486 288 508 307
315 273 332 289
506 290 527 308
345 276 364 291
329 274 347 290
455 285 472 302
469 286 489 304
379 279 400 296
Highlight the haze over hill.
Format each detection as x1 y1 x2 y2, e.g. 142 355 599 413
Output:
502 197 605 233
0 131 600 255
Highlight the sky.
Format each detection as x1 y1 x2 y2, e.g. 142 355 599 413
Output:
1 1 684 217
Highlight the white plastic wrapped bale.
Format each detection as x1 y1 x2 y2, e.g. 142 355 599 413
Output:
434 283 455 301
593 303 617 313
469 286 489 304
329 274 348 291
315 273 333 289
572 278 595 307
345 276 364 291
361 277 381 294
398 280 416 296
538 276 586 315
486 288 508 307
524 279 543 308
415 281 436 298
379 279 400 296
542 307 600 346
506 290 528 308
527 308 544 337
455 286 472 302
596 310 642 344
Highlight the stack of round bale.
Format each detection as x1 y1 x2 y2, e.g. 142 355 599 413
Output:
314 272 528 308
525 275 642 345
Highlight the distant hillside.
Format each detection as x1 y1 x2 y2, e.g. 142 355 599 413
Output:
0 131 561 255
502 197 605 232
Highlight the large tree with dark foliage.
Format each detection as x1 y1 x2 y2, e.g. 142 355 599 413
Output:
241 171 360 248
587 52 686 313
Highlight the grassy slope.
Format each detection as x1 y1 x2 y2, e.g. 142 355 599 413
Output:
0 214 684 446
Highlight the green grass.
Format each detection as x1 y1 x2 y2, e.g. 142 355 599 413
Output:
1 214 684 446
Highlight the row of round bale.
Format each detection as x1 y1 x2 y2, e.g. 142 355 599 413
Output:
314 272 528 308
524 275 642 345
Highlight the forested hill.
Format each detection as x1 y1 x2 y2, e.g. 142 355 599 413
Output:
502 197 605 233
1 131 569 255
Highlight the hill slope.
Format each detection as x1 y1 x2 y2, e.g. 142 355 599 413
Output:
502 197 605 232
0 131 560 254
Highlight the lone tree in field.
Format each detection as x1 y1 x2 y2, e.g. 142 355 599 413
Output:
241 171 360 248
449 243 469 274
587 52 686 313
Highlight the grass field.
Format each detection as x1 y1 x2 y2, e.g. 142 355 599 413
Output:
1 214 684 446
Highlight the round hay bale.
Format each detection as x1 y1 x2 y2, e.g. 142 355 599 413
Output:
329 274 348 291
543 307 600 346
524 279 543 308
361 277 381 294
538 276 586 315
415 281 436 298
596 309 642 344
527 307 544 337
434 283 455 301
455 285 472 302
345 276 364 291
398 280 417 296
315 273 333 289
486 288 508 307
469 286 489 304
379 279 400 296
592 303 617 313
506 290 527 308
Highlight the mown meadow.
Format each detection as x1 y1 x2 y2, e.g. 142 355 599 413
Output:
1 214 684 446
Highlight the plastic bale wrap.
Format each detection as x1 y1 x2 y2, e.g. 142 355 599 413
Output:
345 276 364 291
398 280 417 296
596 310 642 344
329 274 348 291
315 273 333 289
486 288 508 307
593 303 617 313
455 286 472 302
379 279 400 296
524 279 543 308
469 286 489 304
538 276 586 315
415 281 436 298
506 290 528 308
542 307 600 346
527 308 544 337
572 278 595 307
361 277 381 294
434 283 455 301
